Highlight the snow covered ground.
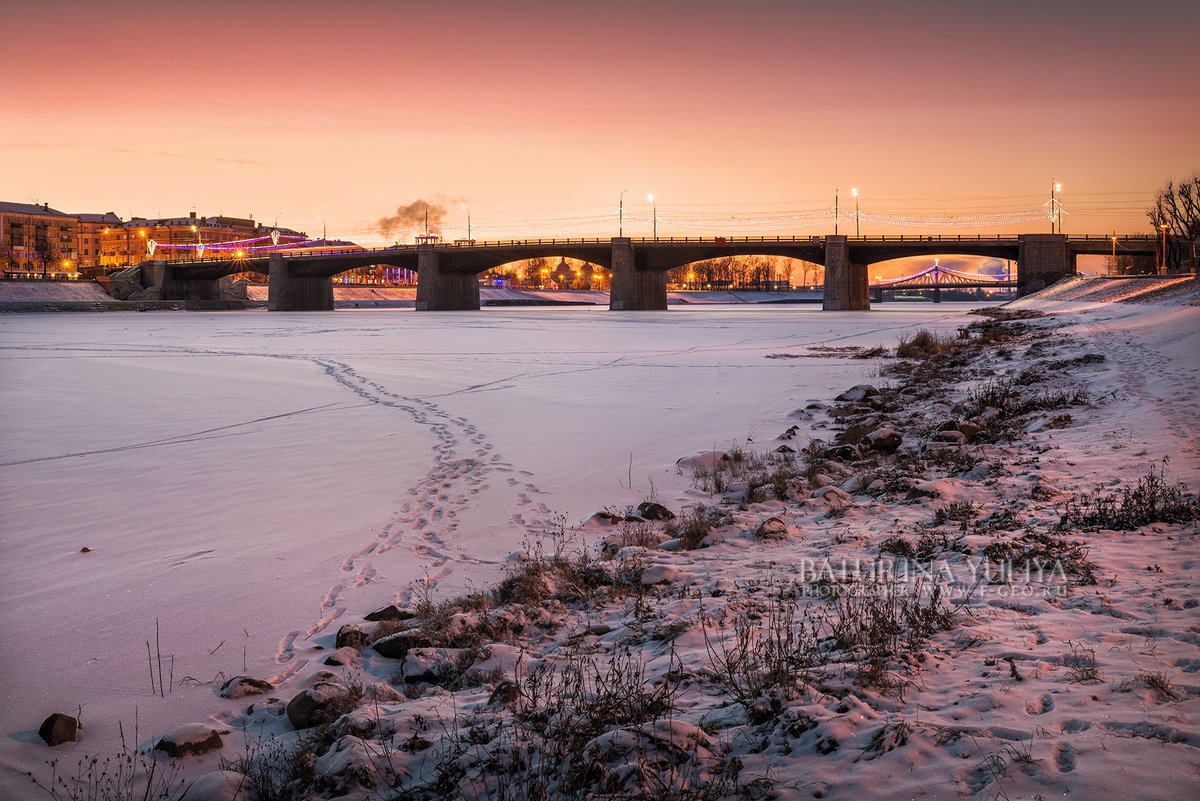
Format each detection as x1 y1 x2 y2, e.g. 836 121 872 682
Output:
1 283 1197 799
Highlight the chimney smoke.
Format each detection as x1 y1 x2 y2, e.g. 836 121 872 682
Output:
378 199 447 237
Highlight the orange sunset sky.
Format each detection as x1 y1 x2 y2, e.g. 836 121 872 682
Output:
3 0 1197 246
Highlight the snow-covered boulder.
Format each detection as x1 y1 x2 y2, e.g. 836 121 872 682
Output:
179 771 248 801
363 604 415 622
836 384 879 402
323 646 361 667
334 623 369 649
636 501 675 521
219 675 273 699
372 630 435 660
154 723 226 758
812 485 852 504
286 681 357 730
401 647 471 684
866 427 903 451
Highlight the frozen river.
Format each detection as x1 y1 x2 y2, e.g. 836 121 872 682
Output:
0 303 989 789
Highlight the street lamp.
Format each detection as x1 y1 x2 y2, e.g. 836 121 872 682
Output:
463 204 471 242
834 186 840 235
648 193 656 239
1050 181 1063 233
852 188 860 237
619 189 628 237
1160 223 1169 274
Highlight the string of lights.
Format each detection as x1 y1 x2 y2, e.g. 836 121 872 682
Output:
153 238 331 253
857 209 1050 228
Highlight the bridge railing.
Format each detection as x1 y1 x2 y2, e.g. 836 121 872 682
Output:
1067 234 1156 241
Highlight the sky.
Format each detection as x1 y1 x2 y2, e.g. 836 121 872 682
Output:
3 0 1198 246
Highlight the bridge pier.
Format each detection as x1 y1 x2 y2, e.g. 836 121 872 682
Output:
158 262 223 301
268 253 334 311
415 245 480 311
609 238 667 310
822 236 870 310
1017 234 1070 295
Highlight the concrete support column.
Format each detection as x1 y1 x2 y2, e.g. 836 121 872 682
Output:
137 260 168 300
1017 234 1070 295
822 236 870 310
159 263 221 301
608 238 666 310
415 245 480 311
268 253 334 311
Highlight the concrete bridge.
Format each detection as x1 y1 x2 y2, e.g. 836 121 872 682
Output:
116 233 1160 311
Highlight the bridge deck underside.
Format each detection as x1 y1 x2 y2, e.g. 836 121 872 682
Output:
851 243 1021 263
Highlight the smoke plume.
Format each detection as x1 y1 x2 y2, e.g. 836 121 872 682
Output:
377 199 447 237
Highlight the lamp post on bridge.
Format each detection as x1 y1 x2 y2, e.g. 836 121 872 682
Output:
1050 180 1062 233
1111 235 1117 276
852 188 859 237
648 193 656 239
834 186 840 235
1160 223 1168 274
619 189 628 237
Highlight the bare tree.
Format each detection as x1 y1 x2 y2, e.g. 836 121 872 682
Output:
1106 253 1156 276
1147 172 1199 273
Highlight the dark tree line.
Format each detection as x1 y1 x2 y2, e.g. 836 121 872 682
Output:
666 255 800 290
1147 172 1199 273
487 257 604 289
1106 253 1157 276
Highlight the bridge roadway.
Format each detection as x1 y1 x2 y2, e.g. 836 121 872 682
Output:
124 233 1160 311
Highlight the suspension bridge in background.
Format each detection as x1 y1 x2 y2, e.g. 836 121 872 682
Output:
870 260 1017 303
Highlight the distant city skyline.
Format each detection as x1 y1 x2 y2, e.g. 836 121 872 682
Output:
4 0 1197 244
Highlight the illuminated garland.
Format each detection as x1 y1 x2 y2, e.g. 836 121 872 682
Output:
858 209 1050 228
151 238 332 255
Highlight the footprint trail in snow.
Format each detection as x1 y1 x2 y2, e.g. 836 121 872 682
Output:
270 358 556 680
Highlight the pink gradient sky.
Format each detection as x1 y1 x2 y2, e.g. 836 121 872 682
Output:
3 0 1197 244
